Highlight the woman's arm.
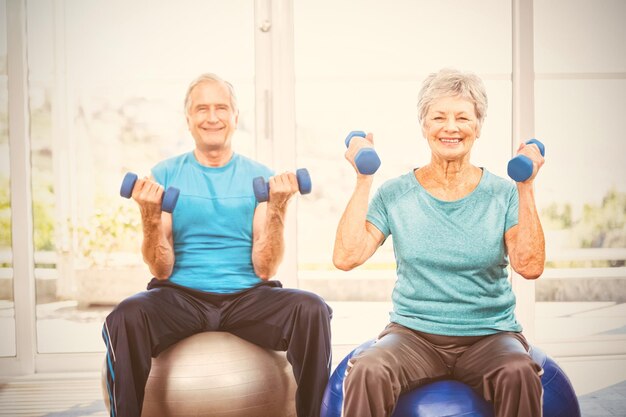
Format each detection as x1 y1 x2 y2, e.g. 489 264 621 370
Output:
333 176 385 270
333 132 385 270
504 142 546 279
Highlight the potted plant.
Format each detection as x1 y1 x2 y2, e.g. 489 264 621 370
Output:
73 203 150 307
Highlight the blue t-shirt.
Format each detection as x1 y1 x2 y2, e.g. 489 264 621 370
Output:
151 152 273 293
366 169 521 336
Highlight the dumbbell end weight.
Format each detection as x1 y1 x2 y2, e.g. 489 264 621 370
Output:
507 157 534 182
253 176 270 203
161 187 180 213
344 131 381 175
296 168 312 195
120 172 138 198
355 150 381 175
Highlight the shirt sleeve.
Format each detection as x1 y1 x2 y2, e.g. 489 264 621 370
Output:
505 185 519 232
151 161 168 188
366 186 391 238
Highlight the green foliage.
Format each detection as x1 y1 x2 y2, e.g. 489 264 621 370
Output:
542 188 625 248
0 175 57 251
73 203 142 266
579 189 626 249
0 176 10 248
33 182 56 251
541 202 573 229
542 188 626 268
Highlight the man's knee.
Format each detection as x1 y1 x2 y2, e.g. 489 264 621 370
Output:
105 291 151 329
293 291 333 322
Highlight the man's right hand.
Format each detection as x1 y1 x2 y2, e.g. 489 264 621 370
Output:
132 177 165 218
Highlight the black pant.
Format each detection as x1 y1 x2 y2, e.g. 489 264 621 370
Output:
102 278 333 417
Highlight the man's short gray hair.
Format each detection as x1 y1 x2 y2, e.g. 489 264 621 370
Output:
417 68 488 127
184 73 238 116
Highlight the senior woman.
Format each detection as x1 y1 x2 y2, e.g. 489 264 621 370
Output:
333 68 545 417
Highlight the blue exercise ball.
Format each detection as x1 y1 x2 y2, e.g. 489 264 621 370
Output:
321 340 580 417
530 346 581 417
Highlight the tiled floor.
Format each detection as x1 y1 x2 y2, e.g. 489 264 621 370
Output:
0 372 624 416
0 301 624 416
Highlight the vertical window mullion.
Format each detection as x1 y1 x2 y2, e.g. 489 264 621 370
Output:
6 0 37 375
254 0 298 288
512 0 537 341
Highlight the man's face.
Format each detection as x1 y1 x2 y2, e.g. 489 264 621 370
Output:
186 81 239 151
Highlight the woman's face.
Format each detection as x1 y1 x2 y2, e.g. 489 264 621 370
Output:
422 95 481 163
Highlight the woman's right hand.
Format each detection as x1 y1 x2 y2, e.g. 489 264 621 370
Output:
345 132 377 176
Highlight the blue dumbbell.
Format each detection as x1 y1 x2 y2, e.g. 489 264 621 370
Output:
345 131 381 175
120 172 180 213
253 168 312 203
507 139 545 182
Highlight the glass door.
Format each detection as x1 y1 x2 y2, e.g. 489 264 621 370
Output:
0 0 16 358
27 0 257 354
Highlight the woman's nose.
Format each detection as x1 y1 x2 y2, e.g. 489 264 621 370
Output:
444 117 459 131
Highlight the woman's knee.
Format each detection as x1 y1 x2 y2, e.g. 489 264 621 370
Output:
345 349 397 389
495 352 542 387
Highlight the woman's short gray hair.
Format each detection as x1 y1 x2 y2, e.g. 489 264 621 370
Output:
417 68 488 127
184 73 238 116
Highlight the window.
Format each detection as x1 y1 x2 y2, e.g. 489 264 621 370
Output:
0 0 16 357
294 0 512 346
28 0 256 353
533 0 626 377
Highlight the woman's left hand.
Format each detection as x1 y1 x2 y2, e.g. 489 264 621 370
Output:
515 141 545 182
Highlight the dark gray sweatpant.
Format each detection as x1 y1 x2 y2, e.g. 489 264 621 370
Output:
343 322 543 417
102 278 332 417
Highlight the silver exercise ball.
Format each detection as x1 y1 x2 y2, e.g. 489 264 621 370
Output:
102 331 297 417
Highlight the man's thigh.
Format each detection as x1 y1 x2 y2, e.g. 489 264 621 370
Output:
219 284 332 350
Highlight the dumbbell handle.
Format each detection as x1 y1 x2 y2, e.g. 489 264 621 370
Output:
120 172 180 213
345 131 381 175
253 168 312 203
507 139 545 182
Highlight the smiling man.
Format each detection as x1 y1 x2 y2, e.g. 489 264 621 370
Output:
102 73 332 417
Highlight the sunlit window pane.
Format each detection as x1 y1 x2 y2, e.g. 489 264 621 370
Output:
0 0 16 358
28 0 255 353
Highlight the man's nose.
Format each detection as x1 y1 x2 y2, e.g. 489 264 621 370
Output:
207 108 218 122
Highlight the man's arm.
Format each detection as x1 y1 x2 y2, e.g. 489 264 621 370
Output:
251 172 299 280
133 177 175 280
